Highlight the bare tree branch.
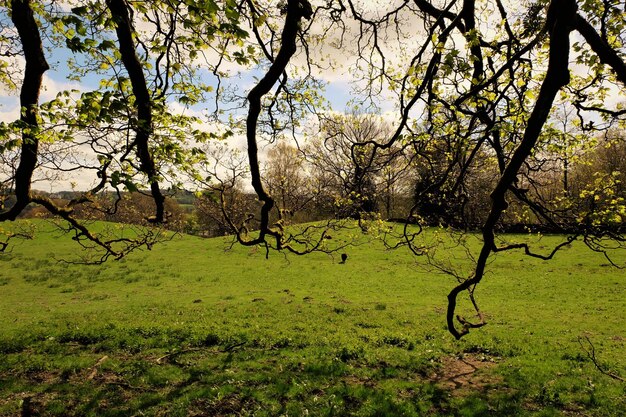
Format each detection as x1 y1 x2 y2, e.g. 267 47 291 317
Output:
447 0 578 339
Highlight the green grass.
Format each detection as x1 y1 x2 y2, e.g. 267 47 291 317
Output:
0 219 624 416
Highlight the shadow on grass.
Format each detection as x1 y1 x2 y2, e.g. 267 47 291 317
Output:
0 347 576 417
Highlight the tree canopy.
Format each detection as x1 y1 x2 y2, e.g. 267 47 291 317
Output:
1 0 625 338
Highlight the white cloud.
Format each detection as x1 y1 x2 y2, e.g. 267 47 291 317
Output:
0 74 81 125
39 74 82 102
0 102 19 124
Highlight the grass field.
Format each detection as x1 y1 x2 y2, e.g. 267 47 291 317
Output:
0 220 624 416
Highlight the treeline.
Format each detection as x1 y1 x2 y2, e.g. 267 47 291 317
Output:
17 121 626 238
194 117 626 236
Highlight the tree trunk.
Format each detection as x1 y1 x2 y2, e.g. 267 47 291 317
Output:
106 0 165 223
0 0 49 221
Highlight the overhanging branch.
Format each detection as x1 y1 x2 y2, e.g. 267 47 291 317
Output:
447 0 578 339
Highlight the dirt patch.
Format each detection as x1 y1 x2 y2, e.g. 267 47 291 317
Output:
430 354 501 393
0 392 59 416
189 394 258 417
343 375 377 388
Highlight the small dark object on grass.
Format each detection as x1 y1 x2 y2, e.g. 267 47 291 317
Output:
193 299 202 303
340 253 348 264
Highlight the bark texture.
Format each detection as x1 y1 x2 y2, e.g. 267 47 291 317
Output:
446 0 578 339
245 0 312 246
106 0 165 223
1 0 49 220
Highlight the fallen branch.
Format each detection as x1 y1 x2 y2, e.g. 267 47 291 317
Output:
86 355 109 380
578 335 625 382
155 341 247 364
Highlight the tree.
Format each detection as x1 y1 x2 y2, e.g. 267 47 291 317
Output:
1 0 625 338
304 112 400 219
262 142 311 222
194 183 257 238
238 0 626 339
377 147 414 220
0 0 246 260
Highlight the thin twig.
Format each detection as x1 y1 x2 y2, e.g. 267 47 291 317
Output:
155 341 247 364
578 335 625 382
